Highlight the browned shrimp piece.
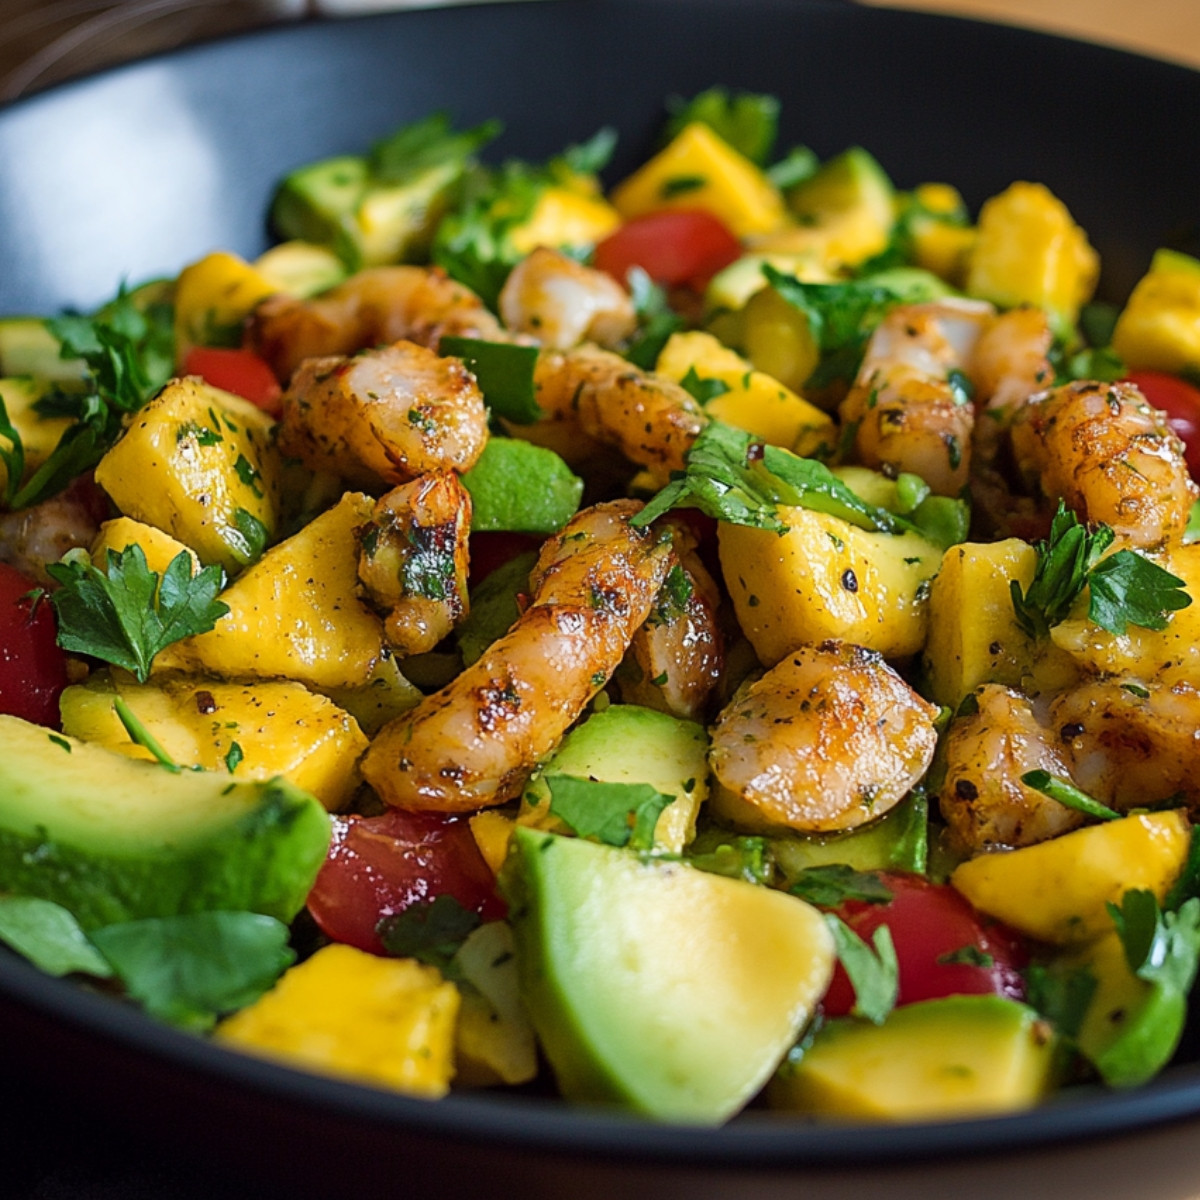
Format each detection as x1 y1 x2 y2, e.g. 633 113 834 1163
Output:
361 499 672 810
247 265 505 383
937 684 1085 855
498 246 636 350
1009 379 1197 548
356 472 472 656
277 340 488 487
708 639 940 835
839 299 993 496
531 344 707 485
1050 678 1200 815
616 519 724 721
0 476 107 584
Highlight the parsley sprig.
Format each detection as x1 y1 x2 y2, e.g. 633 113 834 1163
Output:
0 289 174 512
46 545 228 683
1010 503 1191 638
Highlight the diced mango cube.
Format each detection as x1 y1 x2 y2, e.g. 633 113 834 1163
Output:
951 810 1191 945
94 376 282 575
965 182 1098 329
0 377 73 495
174 251 280 365
156 492 386 691
718 505 941 665
59 672 368 811
611 122 786 238
1112 248 1200 374
655 330 834 454
215 944 459 1097
90 517 199 575
508 185 621 255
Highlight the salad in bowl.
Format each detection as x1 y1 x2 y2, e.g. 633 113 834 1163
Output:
2 83 1200 1128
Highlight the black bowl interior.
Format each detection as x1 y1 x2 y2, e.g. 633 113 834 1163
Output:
5 1 1200 1195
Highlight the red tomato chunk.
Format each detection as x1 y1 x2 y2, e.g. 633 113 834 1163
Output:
307 808 506 955
0 562 69 728
1124 369 1200 480
820 872 1028 1017
183 346 283 416
593 209 742 292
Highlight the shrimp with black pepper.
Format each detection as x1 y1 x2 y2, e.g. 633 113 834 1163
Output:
361 499 673 811
708 639 940 834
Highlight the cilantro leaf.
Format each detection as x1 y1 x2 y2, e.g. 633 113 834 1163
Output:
664 87 780 165
684 834 772 885
46 545 229 683
0 392 26 509
1021 769 1121 821
630 420 905 536
90 911 294 1033
1109 891 1200 997
545 774 672 851
824 915 898 1024
1024 961 1098 1041
623 266 685 369
440 336 541 424
0 896 113 978
679 366 731 406
790 864 894 907
377 894 481 975
1087 548 1192 635
1011 502 1191 637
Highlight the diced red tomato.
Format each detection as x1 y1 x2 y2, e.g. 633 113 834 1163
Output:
306 808 506 955
182 346 283 416
468 530 543 588
593 209 742 292
0 562 70 728
820 872 1028 1017
1123 369 1200 480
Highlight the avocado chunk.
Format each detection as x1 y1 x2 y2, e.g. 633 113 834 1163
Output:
460 437 583 534
500 826 835 1124
770 995 1058 1120
1054 923 1198 1088
0 317 86 383
519 703 708 853
0 714 331 929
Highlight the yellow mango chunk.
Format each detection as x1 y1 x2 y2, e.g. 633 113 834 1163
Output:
1049 541 1200 685
508 185 621 255
59 672 367 811
1112 248 1200 374
655 331 834 454
91 517 198 575
965 181 1098 329
922 538 1081 707
719 505 940 665
469 809 515 877
610 122 786 238
951 810 1191 945
770 996 1057 1121
94 376 282 575
173 251 280 365
158 492 385 691
216 944 459 1097
0 378 73 494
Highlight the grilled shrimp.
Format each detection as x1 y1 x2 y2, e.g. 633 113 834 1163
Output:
498 246 636 350
615 519 723 721
361 499 672 811
708 639 940 834
839 299 994 496
1009 379 1197 548
531 344 707 485
356 472 472 656
277 339 488 487
0 476 106 584
247 265 505 383
937 683 1085 855
1050 679 1200 814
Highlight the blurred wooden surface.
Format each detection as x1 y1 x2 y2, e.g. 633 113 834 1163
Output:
863 0 1200 70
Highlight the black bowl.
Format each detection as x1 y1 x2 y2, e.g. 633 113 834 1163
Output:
5 3 1200 1197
